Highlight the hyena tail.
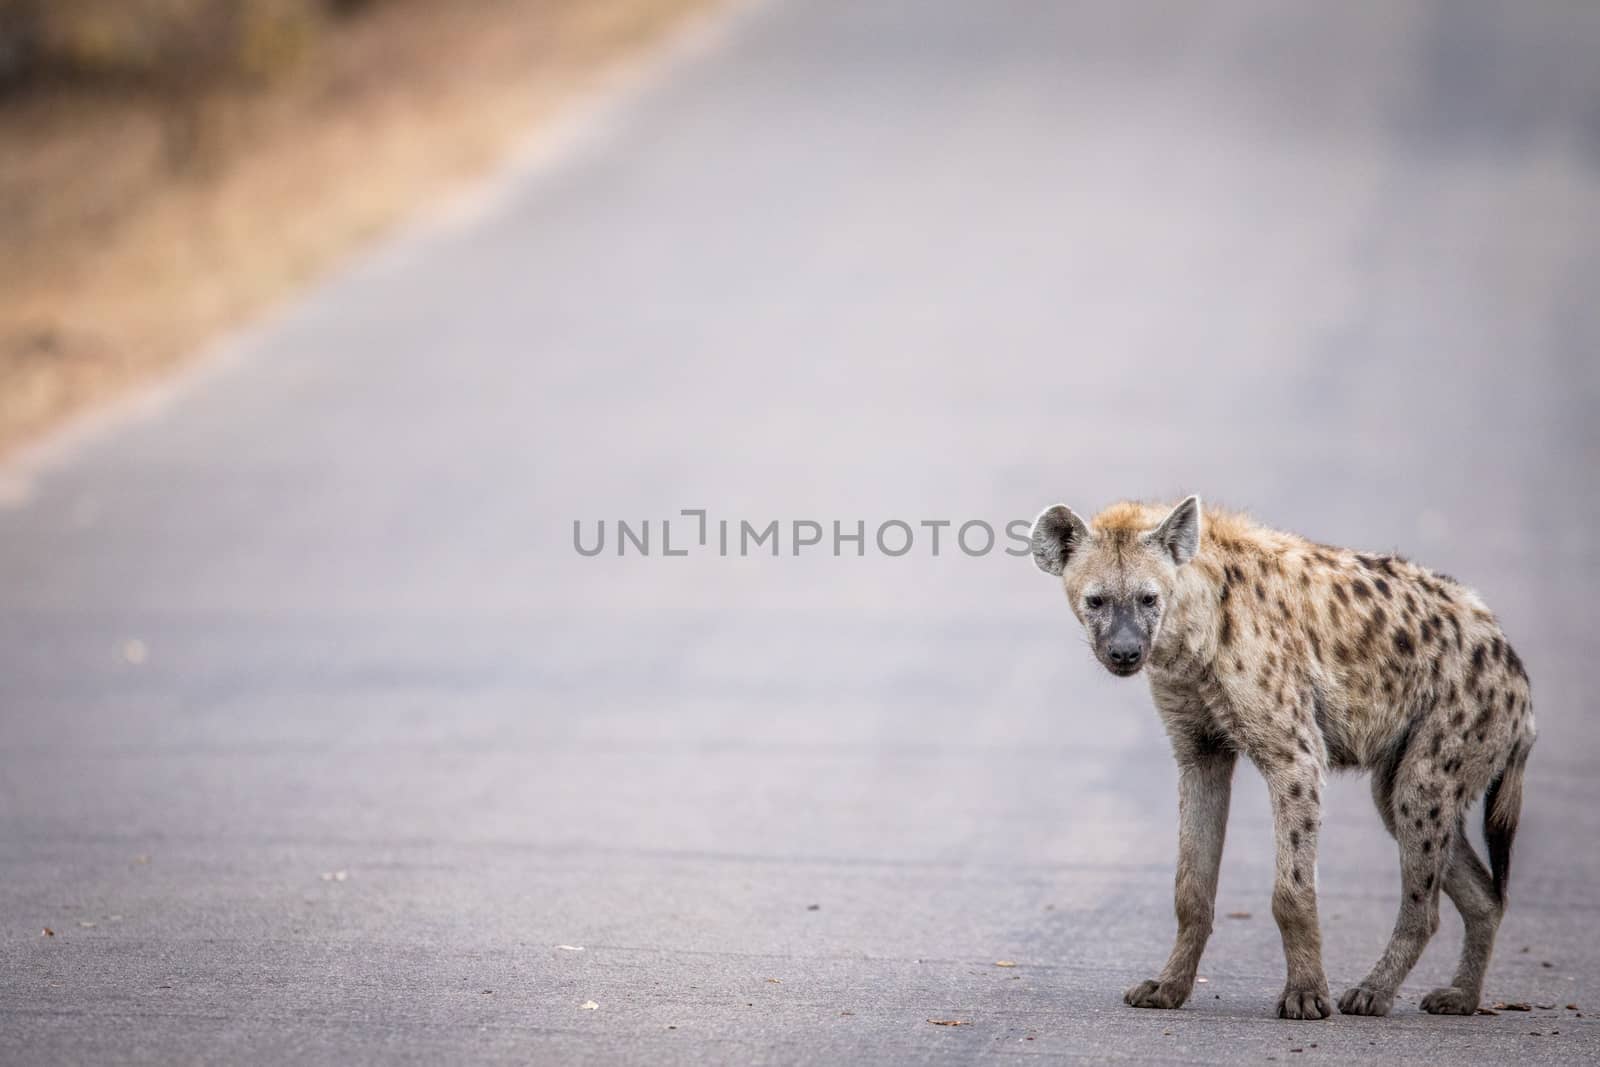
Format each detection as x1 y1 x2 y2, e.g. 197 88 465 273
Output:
1484 734 1532 907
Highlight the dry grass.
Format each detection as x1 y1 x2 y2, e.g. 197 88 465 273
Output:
0 0 719 456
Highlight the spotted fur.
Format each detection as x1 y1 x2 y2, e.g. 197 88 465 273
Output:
1032 497 1535 1019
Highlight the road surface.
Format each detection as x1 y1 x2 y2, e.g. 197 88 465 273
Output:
3 0 1599 1062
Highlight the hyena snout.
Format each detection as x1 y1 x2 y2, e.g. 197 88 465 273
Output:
1099 609 1150 676
1105 636 1144 674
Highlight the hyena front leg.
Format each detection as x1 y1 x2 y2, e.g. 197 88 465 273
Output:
1264 759 1331 1019
1125 747 1235 1010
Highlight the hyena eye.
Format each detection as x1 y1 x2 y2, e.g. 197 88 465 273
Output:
1141 593 1158 608
1085 595 1106 610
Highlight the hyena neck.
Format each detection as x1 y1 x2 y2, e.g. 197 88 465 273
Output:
1151 558 1223 673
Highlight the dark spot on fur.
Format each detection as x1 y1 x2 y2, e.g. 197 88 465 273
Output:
1469 644 1487 684
1289 783 1303 799
1255 581 1265 601
1376 721 1416 825
1422 840 1433 854
1332 583 1349 605
1291 830 1301 848
1292 867 1303 885
1374 577 1391 597
1393 629 1414 656
1189 725 1235 759
1352 578 1372 600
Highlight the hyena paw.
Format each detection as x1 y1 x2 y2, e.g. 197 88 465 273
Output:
1338 985 1394 1016
1420 986 1479 1015
1276 984 1332 1020
1124 978 1190 1010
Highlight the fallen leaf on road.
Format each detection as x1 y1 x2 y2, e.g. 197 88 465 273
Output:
1537 1002 1555 1009
1477 1008 1499 1016
41 928 53 937
994 961 1016 968
1494 1002 1532 1011
122 639 148 665
77 921 96 928
766 978 782 984
1196 977 1208 983
1226 911 1252 920
927 1019 967 1027
580 1001 599 1011
557 945 585 952
807 904 820 911
1567 1003 1579 1010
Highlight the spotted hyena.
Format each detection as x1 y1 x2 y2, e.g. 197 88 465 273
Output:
1030 496 1534 1019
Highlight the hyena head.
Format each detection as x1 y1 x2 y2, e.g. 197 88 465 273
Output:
1029 496 1202 677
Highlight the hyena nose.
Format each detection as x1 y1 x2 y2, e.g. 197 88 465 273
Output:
1108 644 1143 669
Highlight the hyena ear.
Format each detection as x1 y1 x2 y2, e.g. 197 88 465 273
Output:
1147 495 1203 566
1031 504 1090 576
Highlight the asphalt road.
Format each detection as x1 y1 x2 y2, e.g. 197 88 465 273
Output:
3 1 1599 1063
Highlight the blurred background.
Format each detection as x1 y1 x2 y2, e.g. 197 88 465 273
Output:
0 0 710 455
1 1 1598 1063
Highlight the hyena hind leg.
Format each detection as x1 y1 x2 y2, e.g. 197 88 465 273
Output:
1340 759 1455 1016
1419 828 1503 1015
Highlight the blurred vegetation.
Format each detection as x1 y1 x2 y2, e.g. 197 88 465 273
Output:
0 0 714 457
0 0 381 90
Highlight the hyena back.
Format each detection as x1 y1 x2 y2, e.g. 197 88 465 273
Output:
1030 496 1534 1020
